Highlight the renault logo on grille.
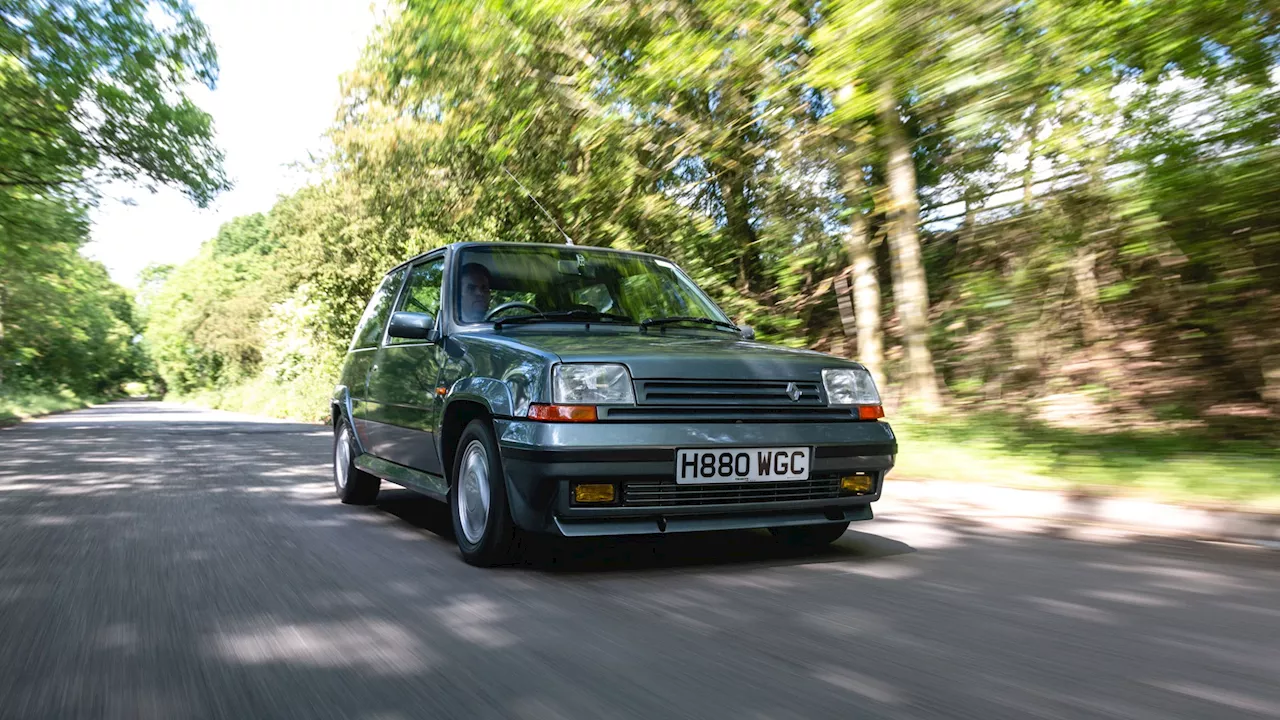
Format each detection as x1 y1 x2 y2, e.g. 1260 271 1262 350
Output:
786 382 802 402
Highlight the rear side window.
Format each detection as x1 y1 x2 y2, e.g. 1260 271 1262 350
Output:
350 268 407 350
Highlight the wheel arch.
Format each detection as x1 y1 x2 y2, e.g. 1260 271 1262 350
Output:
330 385 366 454
440 397 494 487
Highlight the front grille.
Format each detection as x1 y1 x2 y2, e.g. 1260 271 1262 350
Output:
635 379 824 406
604 407 853 421
622 479 842 507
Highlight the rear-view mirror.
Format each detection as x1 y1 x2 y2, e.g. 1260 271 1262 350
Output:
739 324 756 340
388 311 434 340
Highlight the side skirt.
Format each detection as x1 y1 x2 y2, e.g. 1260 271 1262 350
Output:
354 453 448 501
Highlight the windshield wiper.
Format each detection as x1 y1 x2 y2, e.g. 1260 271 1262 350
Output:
494 309 636 328
640 315 739 332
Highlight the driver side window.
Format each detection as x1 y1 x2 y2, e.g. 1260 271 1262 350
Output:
390 258 444 345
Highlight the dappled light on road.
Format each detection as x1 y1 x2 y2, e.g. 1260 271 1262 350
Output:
1023 597 1120 625
1 402 1277 719
432 595 518 650
1147 681 1280 717
210 619 436 675
814 667 903 705
1080 590 1174 608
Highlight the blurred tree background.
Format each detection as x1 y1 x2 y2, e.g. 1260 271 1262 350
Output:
145 0 1280 429
1 0 226 418
7 1 1280 499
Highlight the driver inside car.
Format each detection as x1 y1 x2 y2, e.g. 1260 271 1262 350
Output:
459 262 492 322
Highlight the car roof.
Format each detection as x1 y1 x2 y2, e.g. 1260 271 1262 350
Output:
386 241 672 276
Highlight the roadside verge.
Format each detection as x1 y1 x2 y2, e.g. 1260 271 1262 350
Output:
883 478 1280 548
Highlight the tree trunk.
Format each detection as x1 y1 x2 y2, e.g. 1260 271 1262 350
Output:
877 79 941 411
1071 245 1105 345
832 272 857 342
718 165 761 295
958 189 978 253
1022 103 1039 208
842 212 886 392
1262 350 1280 407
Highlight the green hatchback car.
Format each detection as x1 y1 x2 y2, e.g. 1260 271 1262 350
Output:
331 242 897 566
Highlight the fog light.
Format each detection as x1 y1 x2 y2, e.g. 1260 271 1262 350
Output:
573 483 615 503
840 475 874 494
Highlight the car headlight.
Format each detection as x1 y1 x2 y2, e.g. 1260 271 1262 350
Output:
822 367 881 406
553 364 636 405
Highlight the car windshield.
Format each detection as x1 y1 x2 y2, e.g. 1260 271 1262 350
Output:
454 245 731 328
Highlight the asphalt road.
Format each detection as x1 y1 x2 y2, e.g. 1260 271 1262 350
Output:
1 401 1277 720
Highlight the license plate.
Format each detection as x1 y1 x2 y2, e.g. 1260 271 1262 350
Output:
675 447 811 484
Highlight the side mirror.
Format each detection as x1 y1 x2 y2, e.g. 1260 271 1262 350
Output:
739 324 756 340
387 311 434 340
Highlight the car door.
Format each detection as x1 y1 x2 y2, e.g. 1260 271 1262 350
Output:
345 266 408 450
364 254 447 474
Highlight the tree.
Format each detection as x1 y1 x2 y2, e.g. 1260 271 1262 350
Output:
805 0 1007 411
0 0 227 205
1 0 226 397
137 0 1280 428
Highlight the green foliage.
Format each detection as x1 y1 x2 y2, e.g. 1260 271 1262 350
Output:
211 213 274 257
145 0 1280 452
346 0 844 339
178 355 339 423
1 0 227 401
142 232 287 393
0 386 100 426
0 245 145 395
0 0 228 205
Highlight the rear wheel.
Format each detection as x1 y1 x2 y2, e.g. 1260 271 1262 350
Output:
334 419 380 505
769 521 850 548
450 419 517 567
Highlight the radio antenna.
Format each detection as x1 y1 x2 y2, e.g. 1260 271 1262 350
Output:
501 165 575 246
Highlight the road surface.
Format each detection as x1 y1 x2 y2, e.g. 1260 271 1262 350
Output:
1 402 1277 719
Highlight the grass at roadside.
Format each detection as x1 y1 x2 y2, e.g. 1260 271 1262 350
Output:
0 387 100 426
177 372 332 424
891 412 1280 511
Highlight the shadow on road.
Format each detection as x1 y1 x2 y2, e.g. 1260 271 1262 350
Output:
372 487 455 537
516 528 916 574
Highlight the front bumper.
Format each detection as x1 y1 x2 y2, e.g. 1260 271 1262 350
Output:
495 419 896 537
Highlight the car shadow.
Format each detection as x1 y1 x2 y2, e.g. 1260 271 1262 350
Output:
373 487 455 537
514 528 917 575
372 486 916 575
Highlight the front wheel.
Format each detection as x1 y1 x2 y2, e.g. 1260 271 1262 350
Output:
450 419 517 567
769 521 850 548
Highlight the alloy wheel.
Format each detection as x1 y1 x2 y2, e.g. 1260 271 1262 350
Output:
456 439 491 544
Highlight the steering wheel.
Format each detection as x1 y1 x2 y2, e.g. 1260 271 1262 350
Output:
484 301 541 321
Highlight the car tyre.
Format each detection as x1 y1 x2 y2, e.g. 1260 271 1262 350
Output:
450 419 518 567
769 521 850 547
334 418 380 505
